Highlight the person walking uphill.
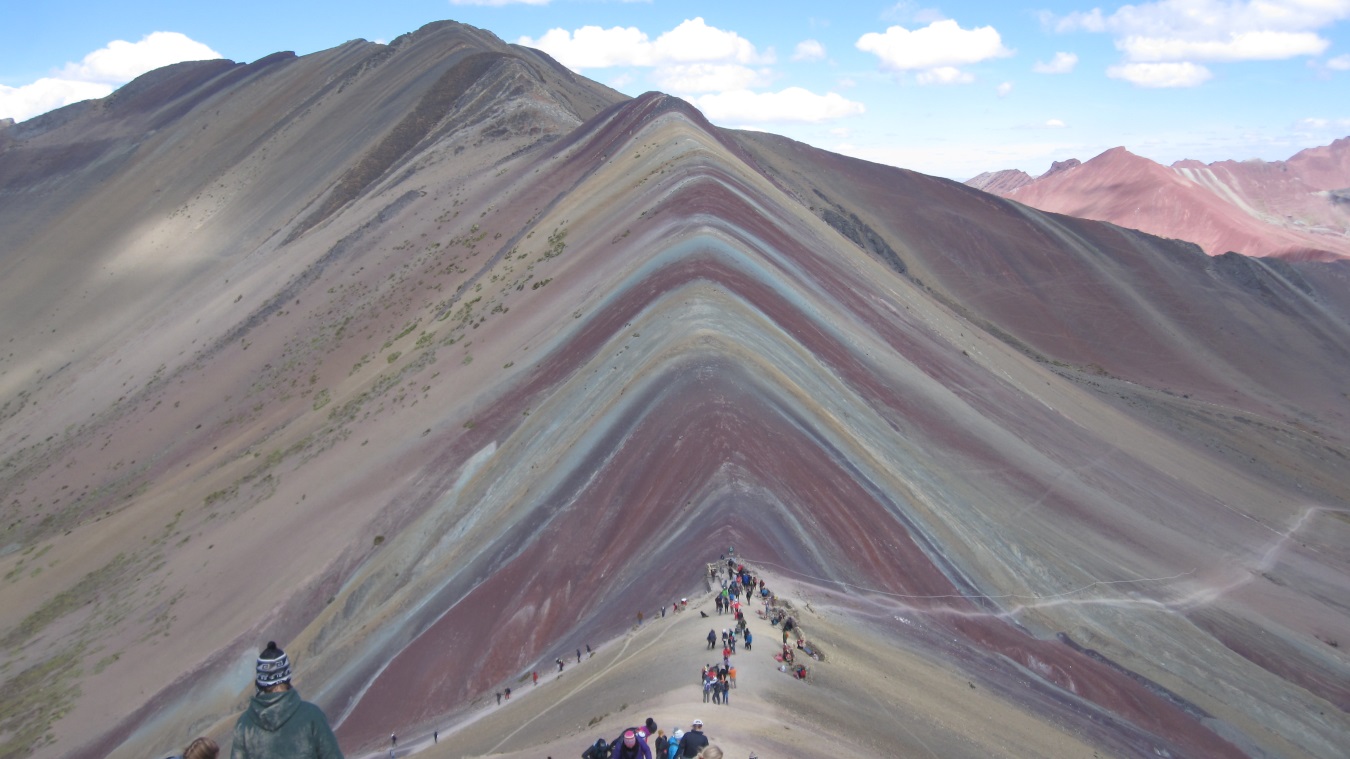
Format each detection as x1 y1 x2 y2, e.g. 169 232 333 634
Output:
675 719 708 757
611 729 653 759
231 641 343 758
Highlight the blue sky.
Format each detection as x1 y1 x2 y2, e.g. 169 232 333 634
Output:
2 1 1348 179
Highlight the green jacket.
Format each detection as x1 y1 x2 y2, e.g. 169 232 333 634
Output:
231 687 344 759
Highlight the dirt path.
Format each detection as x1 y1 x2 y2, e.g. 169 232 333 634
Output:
352 568 795 759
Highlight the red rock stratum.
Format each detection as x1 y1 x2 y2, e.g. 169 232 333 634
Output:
970 141 1350 261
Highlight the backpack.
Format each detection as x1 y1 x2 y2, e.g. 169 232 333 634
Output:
583 737 611 759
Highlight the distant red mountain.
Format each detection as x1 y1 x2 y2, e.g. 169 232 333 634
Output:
969 138 1350 261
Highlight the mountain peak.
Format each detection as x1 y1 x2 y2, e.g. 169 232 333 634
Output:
1039 157 1081 179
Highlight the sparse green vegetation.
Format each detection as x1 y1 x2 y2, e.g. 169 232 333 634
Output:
0 641 87 758
3 553 134 648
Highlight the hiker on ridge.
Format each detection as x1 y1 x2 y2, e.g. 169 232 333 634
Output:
675 719 708 757
610 730 653 759
230 641 343 759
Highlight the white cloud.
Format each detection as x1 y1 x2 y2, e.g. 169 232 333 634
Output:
0 78 113 122
1120 30 1328 61
652 18 772 65
1050 8 1107 33
837 77 857 88
60 32 221 84
792 39 827 62
1108 61 1214 87
693 87 864 124
1033 51 1079 74
1045 118 1067 128
0 32 221 123
1056 0 1350 37
1298 116 1350 129
520 17 772 71
520 25 654 68
857 20 1012 70
883 2 947 25
916 66 975 85
997 81 1014 96
652 64 772 93
1324 53 1350 70
1052 1 1350 65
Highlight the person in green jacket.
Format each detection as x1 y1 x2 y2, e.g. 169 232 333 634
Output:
231 641 344 759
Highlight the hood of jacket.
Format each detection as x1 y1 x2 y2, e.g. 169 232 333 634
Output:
249 687 302 732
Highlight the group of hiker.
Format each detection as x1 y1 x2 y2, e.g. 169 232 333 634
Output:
582 717 719 759
165 554 781 759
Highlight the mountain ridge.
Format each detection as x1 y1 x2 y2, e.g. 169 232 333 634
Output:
970 139 1350 261
1 19 1347 759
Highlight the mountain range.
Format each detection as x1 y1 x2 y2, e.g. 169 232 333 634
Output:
1 20 1348 759
967 140 1350 262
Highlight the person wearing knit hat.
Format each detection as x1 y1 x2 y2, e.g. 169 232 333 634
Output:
255 641 291 688
609 728 652 759
609 716 656 759
230 641 343 758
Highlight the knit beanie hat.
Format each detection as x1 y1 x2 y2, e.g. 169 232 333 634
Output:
256 641 292 688
623 730 636 747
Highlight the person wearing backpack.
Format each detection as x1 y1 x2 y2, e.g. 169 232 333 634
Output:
582 737 612 759
611 718 657 749
610 729 652 759
675 719 708 757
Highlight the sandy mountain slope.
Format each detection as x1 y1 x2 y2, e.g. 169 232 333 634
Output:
0 19 1348 759
969 142 1350 261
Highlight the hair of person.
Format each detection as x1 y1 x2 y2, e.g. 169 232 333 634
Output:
696 747 723 759
183 736 220 759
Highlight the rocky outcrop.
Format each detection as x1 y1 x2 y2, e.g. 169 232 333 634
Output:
965 167 1033 194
